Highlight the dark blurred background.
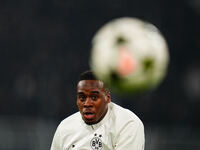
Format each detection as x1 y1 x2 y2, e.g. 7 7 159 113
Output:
0 0 200 150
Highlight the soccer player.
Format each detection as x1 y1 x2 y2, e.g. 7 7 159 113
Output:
50 70 145 150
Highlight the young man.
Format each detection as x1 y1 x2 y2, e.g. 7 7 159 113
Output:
50 70 145 150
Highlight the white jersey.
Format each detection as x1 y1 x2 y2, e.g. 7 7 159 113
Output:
51 102 145 150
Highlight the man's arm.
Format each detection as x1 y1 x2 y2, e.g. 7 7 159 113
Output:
50 126 62 150
114 120 145 150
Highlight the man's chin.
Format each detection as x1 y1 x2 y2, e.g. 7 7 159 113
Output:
83 118 96 125
85 121 95 125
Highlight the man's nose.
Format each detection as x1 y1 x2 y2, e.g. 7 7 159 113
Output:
84 98 93 107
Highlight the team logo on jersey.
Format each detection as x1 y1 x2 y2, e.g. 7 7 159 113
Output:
90 133 103 150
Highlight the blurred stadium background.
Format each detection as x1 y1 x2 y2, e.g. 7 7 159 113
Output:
0 0 200 150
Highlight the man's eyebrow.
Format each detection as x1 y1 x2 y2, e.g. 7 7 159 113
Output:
77 92 85 95
90 91 100 94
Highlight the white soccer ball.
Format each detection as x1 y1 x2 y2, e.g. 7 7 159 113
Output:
90 17 170 94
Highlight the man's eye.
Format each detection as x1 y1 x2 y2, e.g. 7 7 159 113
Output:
91 95 98 101
79 95 86 101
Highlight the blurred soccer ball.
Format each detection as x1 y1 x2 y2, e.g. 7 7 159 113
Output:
90 17 169 94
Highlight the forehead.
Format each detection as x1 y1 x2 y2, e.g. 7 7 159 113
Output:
77 80 104 92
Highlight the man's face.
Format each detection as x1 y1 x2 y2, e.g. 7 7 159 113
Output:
77 80 110 125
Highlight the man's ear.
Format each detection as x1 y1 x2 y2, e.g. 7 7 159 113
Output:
104 87 111 102
106 92 111 103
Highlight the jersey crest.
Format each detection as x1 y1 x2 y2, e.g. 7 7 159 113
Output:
90 133 103 150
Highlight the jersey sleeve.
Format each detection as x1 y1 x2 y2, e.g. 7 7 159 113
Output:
50 125 62 150
114 120 145 150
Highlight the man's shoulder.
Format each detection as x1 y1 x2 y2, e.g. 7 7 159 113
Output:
57 112 82 131
62 111 81 122
110 102 143 125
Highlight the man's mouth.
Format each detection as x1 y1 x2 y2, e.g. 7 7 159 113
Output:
83 112 95 120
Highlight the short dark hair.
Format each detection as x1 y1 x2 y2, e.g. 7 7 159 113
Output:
78 70 97 81
78 70 110 93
